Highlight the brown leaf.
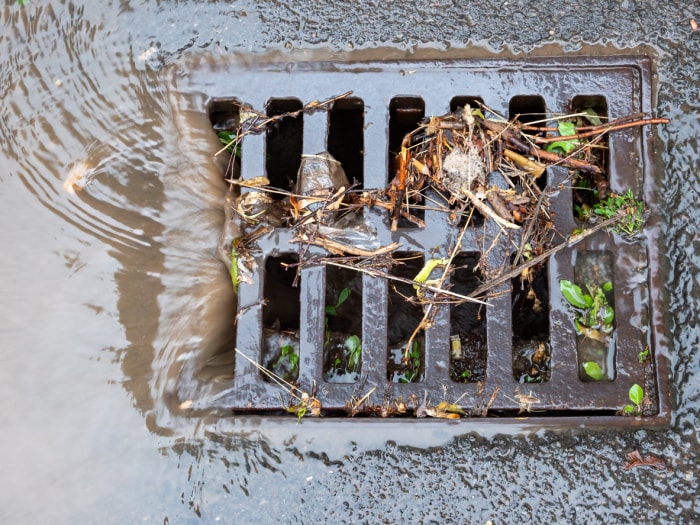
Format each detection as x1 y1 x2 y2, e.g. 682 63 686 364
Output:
622 450 667 471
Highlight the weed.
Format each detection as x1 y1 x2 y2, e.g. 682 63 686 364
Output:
582 361 606 381
325 288 362 375
593 189 645 236
399 341 422 383
273 344 299 372
638 345 650 363
217 130 242 157
560 279 614 337
623 383 644 415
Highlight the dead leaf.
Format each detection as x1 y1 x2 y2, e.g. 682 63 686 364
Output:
622 450 667 471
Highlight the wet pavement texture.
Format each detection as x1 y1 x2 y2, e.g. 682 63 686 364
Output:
0 1 698 523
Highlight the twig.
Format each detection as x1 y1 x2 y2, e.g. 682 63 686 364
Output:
532 117 670 144
215 91 354 156
463 187 521 230
467 213 625 299
322 260 489 306
234 348 302 402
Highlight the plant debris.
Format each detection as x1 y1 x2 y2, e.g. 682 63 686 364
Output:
622 450 667 471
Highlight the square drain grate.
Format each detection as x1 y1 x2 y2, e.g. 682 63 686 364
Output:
201 56 669 426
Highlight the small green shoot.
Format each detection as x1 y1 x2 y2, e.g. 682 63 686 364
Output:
273 344 299 372
17 0 28 5
399 341 422 383
593 189 645 236
230 243 239 292
460 370 471 379
559 279 615 335
345 334 361 372
638 345 650 363
325 288 362 374
583 361 606 381
217 130 242 158
325 287 351 316
623 383 644 415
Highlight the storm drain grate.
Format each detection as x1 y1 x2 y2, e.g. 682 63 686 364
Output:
204 56 669 425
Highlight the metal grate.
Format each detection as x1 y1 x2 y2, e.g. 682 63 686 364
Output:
205 56 670 425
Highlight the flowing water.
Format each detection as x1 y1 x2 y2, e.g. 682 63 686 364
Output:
1 1 699 523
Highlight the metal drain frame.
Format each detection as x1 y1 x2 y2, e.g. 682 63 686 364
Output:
204 55 670 426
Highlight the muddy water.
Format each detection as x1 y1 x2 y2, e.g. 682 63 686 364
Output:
1 1 699 523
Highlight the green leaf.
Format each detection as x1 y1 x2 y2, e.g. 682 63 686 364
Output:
582 108 602 126
560 280 593 309
629 384 644 406
413 258 448 290
623 405 636 415
545 141 578 154
545 121 579 154
345 334 361 352
471 108 485 120
326 288 351 316
230 246 239 292
583 361 606 381
602 281 613 293
558 121 576 136
601 304 615 325
336 288 351 307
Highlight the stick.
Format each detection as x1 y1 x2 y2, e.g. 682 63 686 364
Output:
463 188 521 230
467 213 623 299
322 260 490 306
532 117 670 144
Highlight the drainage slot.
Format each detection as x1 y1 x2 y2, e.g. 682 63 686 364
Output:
509 95 546 127
323 264 363 383
328 97 364 187
266 98 303 199
387 253 425 383
512 263 551 383
574 250 616 382
388 97 426 228
450 96 484 113
570 95 609 220
509 95 547 190
449 253 487 383
262 255 301 383
209 99 242 179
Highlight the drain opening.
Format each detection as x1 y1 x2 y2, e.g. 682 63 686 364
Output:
449 253 487 383
266 98 303 198
509 95 548 191
388 96 426 228
387 253 425 383
328 97 365 187
323 264 363 383
574 250 616 382
450 96 484 113
570 95 609 219
512 263 551 383
209 100 242 180
262 255 301 383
